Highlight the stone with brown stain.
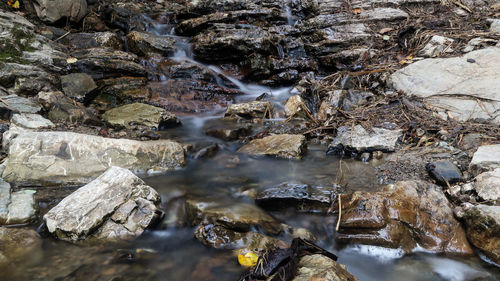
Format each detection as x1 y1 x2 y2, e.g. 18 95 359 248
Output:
463 205 500 265
238 134 307 159
336 180 473 254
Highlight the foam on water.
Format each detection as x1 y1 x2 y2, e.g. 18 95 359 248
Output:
425 257 492 281
341 245 406 263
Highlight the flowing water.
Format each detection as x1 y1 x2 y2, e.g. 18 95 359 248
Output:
3 14 500 281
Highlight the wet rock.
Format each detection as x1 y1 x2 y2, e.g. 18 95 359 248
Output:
426 160 462 186
474 168 500 202
102 103 180 130
328 125 401 155
417 35 454 57
59 32 123 50
32 0 87 23
186 199 282 235
71 48 146 78
93 77 150 110
2 130 185 186
0 95 41 116
337 180 473 254
0 179 36 225
0 227 41 266
126 31 177 57
255 182 338 213
463 205 500 264
291 254 358 281
192 24 279 62
238 134 307 159
11 113 54 129
470 144 500 176
390 47 500 123
284 95 309 118
44 167 162 242
192 144 219 159
224 101 273 120
205 125 252 141
37 91 95 124
60 73 97 102
195 223 284 250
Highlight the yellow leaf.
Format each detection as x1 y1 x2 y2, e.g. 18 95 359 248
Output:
237 251 259 267
66 57 78 64
8 0 20 8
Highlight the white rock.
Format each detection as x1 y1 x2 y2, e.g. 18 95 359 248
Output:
11 113 54 129
417 35 454 57
475 168 500 201
329 125 402 152
470 144 500 175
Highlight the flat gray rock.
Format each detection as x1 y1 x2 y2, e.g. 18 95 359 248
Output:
470 144 500 175
390 47 500 123
11 113 54 129
60 73 97 102
44 167 162 242
329 125 401 153
0 179 36 225
2 130 185 186
0 95 41 114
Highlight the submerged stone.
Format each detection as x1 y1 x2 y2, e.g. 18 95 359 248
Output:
0 179 36 225
255 182 338 213
0 227 41 267
238 134 307 160
44 167 163 242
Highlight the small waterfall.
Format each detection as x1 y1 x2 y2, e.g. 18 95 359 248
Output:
284 0 296 26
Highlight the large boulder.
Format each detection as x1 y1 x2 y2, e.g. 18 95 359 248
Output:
463 205 500 265
102 103 180 130
32 0 87 23
2 130 185 186
390 47 500 123
238 134 307 159
337 181 473 254
470 144 500 176
44 167 163 242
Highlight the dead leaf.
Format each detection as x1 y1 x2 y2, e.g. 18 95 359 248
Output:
352 8 362 14
379 27 393 34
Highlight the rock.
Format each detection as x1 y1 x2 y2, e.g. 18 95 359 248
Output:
291 254 359 281
0 179 36 225
390 47 500 123
425 160 462 186
126 31 177 57
328 125 401 155
0 227 41 266
93 77 150 110
238 134 307 159
470 144 500 176
462 37 498 53
192 144 219 159
284 95 309 118
224 101 273 119
205 125 252 141
32 0 87 23
195 223 284 250
463 205 500 264
488 18 500 33
60 73 97 102
102 103 180 130
341 90 374 111
417 35 454 57
474 168 500 202
337 181 473 254
2 130 185 186
59 32 123 50
186 199 282 235
71 48 146 78
44 167 162 242
0 63 58 95
0 95 41 117
37 91 95 124
11 113 54 129
255 182 338 213
317 90 342 121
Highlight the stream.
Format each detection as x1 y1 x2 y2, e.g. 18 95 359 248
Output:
2 12 500 281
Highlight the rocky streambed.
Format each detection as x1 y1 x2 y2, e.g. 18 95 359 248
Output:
0 0 500 280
